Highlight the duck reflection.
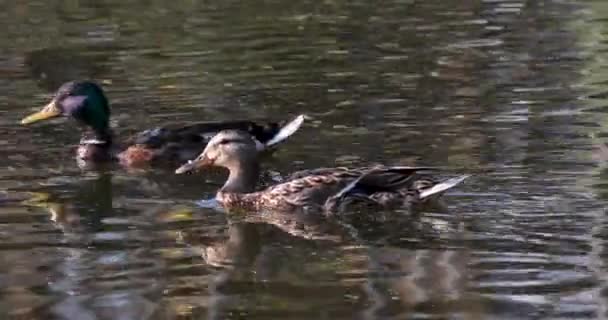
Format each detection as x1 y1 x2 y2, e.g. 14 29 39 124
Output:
169 207 353 319
340 211 484 318
171 203 480 319
362 246 479 318
25 171 113 230
183 211 351 268
17 172 163 320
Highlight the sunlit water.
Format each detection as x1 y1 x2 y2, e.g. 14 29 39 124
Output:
1 0 608 319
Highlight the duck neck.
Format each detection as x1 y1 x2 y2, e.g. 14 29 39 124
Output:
220 160 260 194
80 127 113 148
77 127 114 162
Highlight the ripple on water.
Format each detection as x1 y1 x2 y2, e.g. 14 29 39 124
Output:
0 0 605 319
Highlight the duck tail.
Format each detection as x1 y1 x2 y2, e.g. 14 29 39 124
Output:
419 175 470 200
264 114 306 148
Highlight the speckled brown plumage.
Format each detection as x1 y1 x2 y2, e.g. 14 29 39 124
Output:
176 130 469 214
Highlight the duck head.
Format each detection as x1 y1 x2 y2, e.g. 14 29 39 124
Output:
175 130 260 174
21 81 110 133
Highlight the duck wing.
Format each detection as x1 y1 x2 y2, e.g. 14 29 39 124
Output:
119 115 305 165
258 169 363 209
353 166 436 192
126 119 291 148
256 166 434 210
319 166 435 211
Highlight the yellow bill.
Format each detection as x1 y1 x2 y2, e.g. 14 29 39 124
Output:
21 100 62 125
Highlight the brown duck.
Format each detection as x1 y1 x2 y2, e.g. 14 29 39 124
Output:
20 81 305 167
175 130 469 214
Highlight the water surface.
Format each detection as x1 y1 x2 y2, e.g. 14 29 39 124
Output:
1 0 608 319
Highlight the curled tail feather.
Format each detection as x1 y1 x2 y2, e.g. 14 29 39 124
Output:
419 175 470 200
264 114 306 148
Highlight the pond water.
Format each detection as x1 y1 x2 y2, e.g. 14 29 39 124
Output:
1 0 608 319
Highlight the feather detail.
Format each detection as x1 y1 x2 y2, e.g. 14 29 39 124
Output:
177 129 468 214
120 115 305 165
117 145 156 167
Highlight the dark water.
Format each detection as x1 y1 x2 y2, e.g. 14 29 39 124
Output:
1 0 607 319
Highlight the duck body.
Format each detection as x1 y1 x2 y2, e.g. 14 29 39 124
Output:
21 81 304 168
116 119 297 167
216 167 454 213
175 130 469 214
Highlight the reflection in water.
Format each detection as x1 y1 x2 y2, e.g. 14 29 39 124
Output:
0 0 607 319
2 173 166 320
180 221 330 319
172 210 481 319
363 247 475 318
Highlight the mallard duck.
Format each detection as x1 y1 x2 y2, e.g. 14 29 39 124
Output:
175 130 469 214
21 81 305 167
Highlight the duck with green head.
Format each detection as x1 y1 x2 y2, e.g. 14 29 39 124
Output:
21 81 305 167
